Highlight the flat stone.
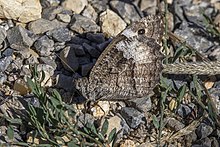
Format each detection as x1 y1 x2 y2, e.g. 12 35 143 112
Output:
57 13 71 23
28 18 66 34
166 117 185 131
42 6 64 20
196 123 213 139
0 0 42 23
34 35 54 56
69 14 100 33
106 116 122 138
13 78 30 95
2 48 13 57
120 107 144 128
86 33 105 44
110 0 141 24
62 0 88 14
70 44 85 56
127 96 152 112
83 43 100 58
7 25 34 51
46 27 71 42
55 74 74 91
90 0 108 13
82 4 98 21
80 62 94 76
174 27 214 53
0 27 6 45
99 9 127 37
60 46 79 71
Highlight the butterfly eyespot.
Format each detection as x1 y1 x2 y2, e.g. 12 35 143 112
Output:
138 29 145 34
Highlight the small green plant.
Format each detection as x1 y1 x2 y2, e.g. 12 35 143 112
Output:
3 65 117 146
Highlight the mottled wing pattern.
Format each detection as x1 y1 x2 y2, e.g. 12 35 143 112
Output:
75 15 164 100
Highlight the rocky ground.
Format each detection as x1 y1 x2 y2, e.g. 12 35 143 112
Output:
0 0 220 146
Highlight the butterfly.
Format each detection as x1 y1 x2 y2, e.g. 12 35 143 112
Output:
75 15 164 100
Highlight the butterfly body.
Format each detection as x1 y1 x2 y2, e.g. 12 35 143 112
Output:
75 15 164 100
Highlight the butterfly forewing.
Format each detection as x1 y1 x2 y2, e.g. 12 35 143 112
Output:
75 15 164 100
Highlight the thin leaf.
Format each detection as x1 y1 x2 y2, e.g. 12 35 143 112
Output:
7 125 14 140
108 128 116 144
152 115 159 129
177 84 186 104
101 119 109 136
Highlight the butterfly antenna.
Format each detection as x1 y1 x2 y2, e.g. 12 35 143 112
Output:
55 53 77 74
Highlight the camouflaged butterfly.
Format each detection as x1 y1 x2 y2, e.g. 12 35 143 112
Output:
75 15 164 100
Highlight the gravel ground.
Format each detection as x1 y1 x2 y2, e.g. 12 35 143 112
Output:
0 0 220 146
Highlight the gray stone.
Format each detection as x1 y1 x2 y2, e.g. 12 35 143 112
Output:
89 0 108 13
0 27 6 45
61 0 88 14
192 137 211 147
120 107 144 128
39 56 57 70
55 74 74 91
196 123 213 139
2 48 13 57
34 35 54 56
80 62 94 76
183 2 213 27
77 113 95 128
57 13 71 23
166 117 185 131
127 96 152 112
70 44 85 56
83 43 100 58
185 131 198 146
7 25 34 51
177 104 193 118
86 33 105 44
110 0 141 24
28 18 67 34
82 4 98 21
69 14 100 33
42 6 64 20
0 56 12 72
60 46 79 71
78 56 90 65
70 36 90 45
174 27 214 53
46 27 71 42
96 39 111 52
